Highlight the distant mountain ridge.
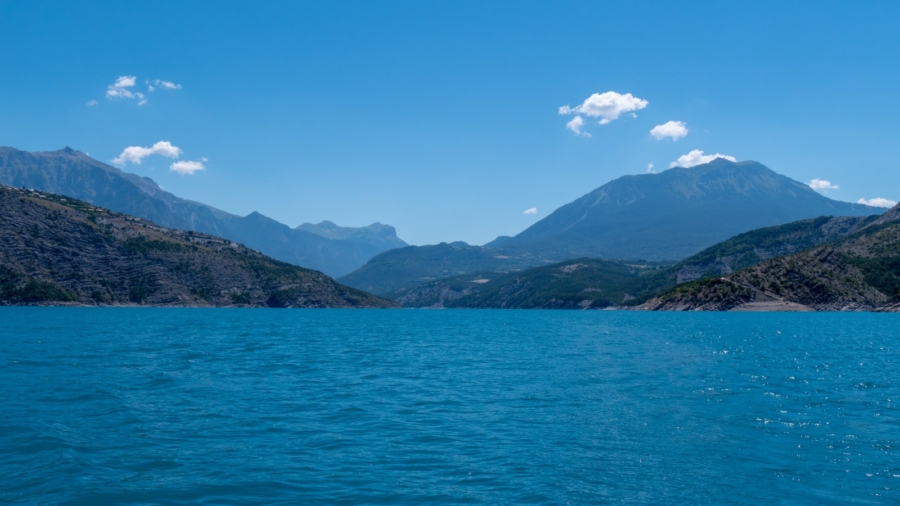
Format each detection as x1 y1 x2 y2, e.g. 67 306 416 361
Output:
340 159 883 294
0 147 406 277
504 158 881 260
396 214 879 308
0 185 392 307
641 203 900 311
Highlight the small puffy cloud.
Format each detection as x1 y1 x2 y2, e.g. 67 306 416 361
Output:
170 160 205 175
112 141 183 165
857 197 897 208
670 149 736 168
808 178 839 191
559 91 648 134
148 79 182 91
523 207 538 215
647 163 655 173
565 116 591 137
86 100 98 107
106 75 140 100
113 75 135 88
650 120 689 141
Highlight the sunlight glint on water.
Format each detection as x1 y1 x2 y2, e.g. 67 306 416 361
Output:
1 308 898 504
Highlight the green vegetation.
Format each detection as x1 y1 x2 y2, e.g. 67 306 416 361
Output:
0 185 393 308
657 278 753 309
447 259 648 309
338 241 552 296
0 267 77 304
396 258 670 308
399 214 878 309
647 214 900 311
847 256 900 300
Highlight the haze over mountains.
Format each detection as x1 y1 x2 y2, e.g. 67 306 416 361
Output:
340 159 882 296
2 146 888 309
0 147 407 277
500 158 879 259
398 214 881 309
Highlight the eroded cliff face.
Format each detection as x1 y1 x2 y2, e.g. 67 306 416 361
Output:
0 186 393 308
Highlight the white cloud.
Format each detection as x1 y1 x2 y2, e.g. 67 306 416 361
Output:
559 91 648 129
808 178 839 191
857 197 897 208
650 120 689 141
112 141 183 165
669 149 736 168
113 75 135 88
86 100 98 107
149 79 182 91
565 116 591 137
647 163 655 173
106 75 140 100
170 160 205 175
523 207 537 215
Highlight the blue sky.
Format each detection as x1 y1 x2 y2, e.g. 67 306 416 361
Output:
1 1 899 245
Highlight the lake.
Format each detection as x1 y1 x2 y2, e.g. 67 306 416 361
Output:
1 308 898 504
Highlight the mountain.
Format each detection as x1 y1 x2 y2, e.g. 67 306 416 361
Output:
0 147 406 277
295 220 405 250
398 214 879 308
504 158 881 260
0 185 393 307
397 258 664 309
340 159 883 295
640 204 900 311
336 241 550 297
618 214 879 303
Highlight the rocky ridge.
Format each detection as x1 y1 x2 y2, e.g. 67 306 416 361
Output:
0 147 406 277
639 205 900 312
0 185 393 307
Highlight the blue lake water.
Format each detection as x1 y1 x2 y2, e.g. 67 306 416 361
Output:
1 308 898 504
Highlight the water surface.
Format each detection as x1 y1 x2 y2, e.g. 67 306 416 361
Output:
1 308 898 504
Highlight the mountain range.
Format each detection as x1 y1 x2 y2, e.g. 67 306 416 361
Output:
500 158 878 259
2 147 893 312
0 184 392 307
340 159 882 296
641 204 900 311
397 214 881 309
0 147 406 277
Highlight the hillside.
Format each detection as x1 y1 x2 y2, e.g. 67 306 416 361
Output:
640 204 900 311
0 147 406 276
618 214 878 303
399 214 878 309
341 159 882 293
505 158 880 260
398 258 664 309
337 241 553 296
0 185 393 307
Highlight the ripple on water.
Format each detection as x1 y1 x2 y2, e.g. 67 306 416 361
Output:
0 309 898 504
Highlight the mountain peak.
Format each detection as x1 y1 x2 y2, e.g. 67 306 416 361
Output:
505 160 883 261
295 220 407 249
0 146 407 276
